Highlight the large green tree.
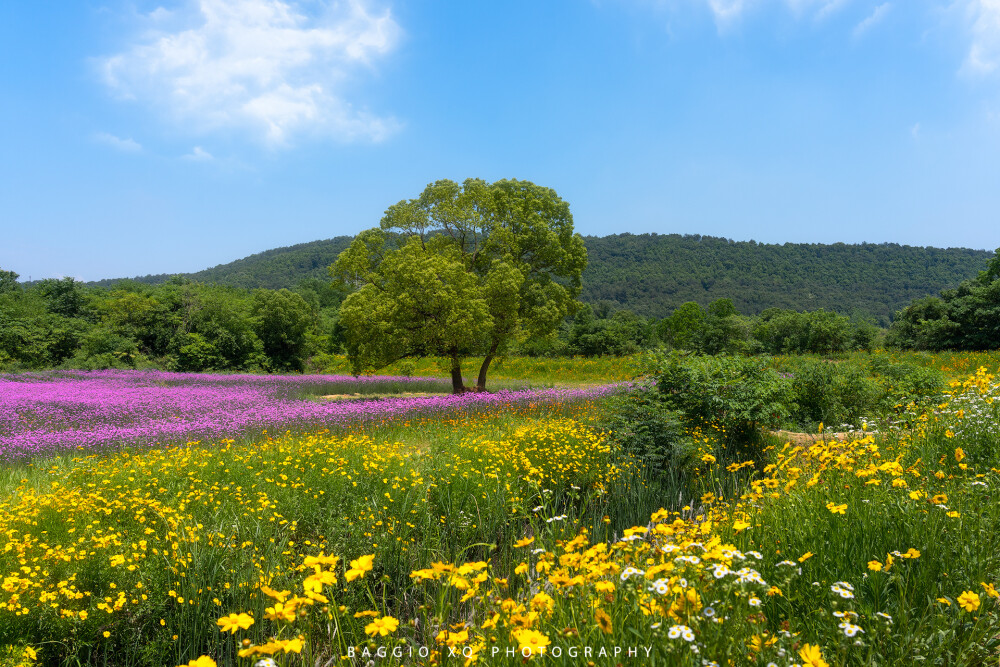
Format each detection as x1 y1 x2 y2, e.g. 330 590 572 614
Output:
331 178 588 392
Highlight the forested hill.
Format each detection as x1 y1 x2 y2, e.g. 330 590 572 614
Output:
582 235 993 322
94 233 994 323
91 237 356 290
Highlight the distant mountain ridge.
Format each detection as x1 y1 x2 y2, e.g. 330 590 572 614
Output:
92 233 994 324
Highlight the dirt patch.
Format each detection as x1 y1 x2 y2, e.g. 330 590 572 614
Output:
319 392 440 401
771 429 862 444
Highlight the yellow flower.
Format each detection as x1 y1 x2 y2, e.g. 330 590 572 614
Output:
981 582 999 599
530 592 554 613
798 643 829 667
178 658 217 667
700 454 716 464
512 629 550 657
594 581 615 593
217 613 254 634
931 494 948 505
937 597 951 606
798 552 814 563
260 586 290 602
732 519 751 533
947 511 961 518
346 554 375 582
826 502 847 515
279 638 304 654
954 447 965 462
594 608 613 634
514 537 535 548
264 602 296 623
867 560 883 572
365 616 400 637
103 631 111 638
902 548 921 559
958 591 981 612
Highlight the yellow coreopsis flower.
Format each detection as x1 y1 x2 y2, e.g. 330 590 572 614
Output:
365 616 399 637
345 554 375 582
512 629 550 657
594 607 613 634
177 657 216 667
826 502 847 515
216 612 254 634
958 591 981 612
798 643 829 667
733 519 751 533
798 552 814 563
867 560 883 572
954 448 965 462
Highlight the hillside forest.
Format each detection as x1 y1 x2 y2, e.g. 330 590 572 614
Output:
2 237 998 373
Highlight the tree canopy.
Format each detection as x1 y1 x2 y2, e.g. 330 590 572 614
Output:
331 178 587 392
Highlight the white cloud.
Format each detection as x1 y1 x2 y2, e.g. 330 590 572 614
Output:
813 0 850 21
99 0 401 146
93 132 142 152
182 146 214 160
785 0 850 21
964 0 1000 75
706 0 751 25
687 0 852 27
852 2 890 38
911 122 920 138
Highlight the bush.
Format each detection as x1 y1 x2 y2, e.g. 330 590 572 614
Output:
643 351 792 444
787 360 882 428
602 390 692 479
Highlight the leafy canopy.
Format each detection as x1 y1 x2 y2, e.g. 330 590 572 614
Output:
331 178 587 391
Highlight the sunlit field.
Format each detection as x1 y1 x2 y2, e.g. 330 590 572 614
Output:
1 353 999 666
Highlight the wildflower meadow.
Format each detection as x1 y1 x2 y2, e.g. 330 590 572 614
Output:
1 352 998 666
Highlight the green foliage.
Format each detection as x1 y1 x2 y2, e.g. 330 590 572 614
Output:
89 235 990 327
37 277 88 318
582 234 990 323
566 305 656 356
332 178 587 391
0 268 19 294
642 351 792 444
601 391 692 480
754 308 854 354
0 278 328 373
775 355 946 429
251 289 315 372
785 360 883 428
888 250 1000 350
657 301 706 349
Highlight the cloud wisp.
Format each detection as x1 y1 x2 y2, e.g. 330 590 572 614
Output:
93 132 142 152
99 0 401 147
964 0 1000 75
852 2 890 39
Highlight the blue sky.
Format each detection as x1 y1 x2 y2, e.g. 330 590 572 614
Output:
2 0 1000 281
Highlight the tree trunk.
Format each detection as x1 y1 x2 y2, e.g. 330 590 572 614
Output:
449 349 466 394
476 340 499 392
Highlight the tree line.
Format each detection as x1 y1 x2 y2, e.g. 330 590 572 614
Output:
0 271 346 373
88 235 991 326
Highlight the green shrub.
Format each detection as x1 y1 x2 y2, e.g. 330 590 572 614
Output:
642 350 792 444
787 359 882 428
602 390 692 478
